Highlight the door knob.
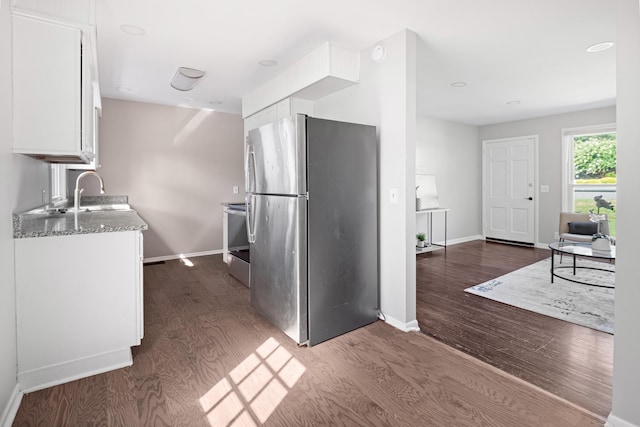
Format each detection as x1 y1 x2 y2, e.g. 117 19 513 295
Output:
526 197 533 200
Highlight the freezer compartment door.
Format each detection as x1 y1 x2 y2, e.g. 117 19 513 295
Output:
307 117 379 346
246 114 306 196
249 194 308 344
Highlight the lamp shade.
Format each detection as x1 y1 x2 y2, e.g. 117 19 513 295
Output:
171 67 205 91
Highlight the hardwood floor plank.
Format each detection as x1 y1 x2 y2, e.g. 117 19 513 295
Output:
14 251 605 426
416 240 613 418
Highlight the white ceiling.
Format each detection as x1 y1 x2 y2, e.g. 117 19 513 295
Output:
96 0 616 126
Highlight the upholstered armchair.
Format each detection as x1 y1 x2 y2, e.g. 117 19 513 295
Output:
559 212 609 243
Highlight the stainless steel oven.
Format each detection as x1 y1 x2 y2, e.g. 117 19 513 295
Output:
225 203 249 286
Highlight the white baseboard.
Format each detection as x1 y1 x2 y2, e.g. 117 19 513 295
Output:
606 413 640 427
144 249 223 264
0 384 22 427
439 235 484 246
18 348 133 393
535 242 552 250
382 314 421 332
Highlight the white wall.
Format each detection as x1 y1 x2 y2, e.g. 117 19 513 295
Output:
0 1 18 422
609 1 640 426
478 106 616 244
314 29 418 331
84 98 245 260
416 116 481 242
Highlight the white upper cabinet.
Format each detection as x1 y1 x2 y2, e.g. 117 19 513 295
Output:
12 13 99 164
11 0 95 25
242 42 359 119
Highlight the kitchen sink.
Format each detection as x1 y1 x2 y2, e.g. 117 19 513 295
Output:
24 203 132 215
69 204 132 212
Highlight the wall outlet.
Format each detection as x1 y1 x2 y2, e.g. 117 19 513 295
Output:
233 186 239 194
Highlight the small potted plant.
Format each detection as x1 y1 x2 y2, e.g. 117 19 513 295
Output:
416 232 426 248
589 212 611 251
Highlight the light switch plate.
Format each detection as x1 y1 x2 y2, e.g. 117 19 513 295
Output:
540 185 549 193
390 188 398 204
233 186 239 194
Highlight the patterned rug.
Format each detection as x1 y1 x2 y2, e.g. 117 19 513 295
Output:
464 256 615 334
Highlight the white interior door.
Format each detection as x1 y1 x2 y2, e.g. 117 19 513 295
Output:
483 136 536 244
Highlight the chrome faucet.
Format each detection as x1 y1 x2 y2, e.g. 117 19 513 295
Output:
74 171 105 210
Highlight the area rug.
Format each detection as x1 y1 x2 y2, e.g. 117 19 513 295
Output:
464 257 614 334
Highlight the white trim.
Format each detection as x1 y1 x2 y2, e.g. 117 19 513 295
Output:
144 249 223 264
438 235 484 246
562 122 616 137
482 135 539 245
606 413 639 427
382 315 421 332
18 348 132 393
0 384 22 427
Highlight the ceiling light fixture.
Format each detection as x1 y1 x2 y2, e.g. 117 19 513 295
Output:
586 42 614 53
119 24 146 36
259 59 278 67
507 100 521 105
450 82 467 87
209 100 222 105
171 67 205 91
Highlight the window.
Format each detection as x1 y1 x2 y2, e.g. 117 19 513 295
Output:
562 124 617 235
50 164 67 204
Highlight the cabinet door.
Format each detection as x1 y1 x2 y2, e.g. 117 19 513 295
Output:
15 232 139 389
13 15 82 156
136 231 145 342
70 41 100 170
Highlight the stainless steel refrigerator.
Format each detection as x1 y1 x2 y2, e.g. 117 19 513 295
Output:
245 114 378 346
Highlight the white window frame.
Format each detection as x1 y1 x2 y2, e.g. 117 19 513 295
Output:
50 164 67 204
561 123 616 212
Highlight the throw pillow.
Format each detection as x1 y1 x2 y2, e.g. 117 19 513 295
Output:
568 221 598 235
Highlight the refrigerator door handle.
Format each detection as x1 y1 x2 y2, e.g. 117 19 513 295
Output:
245 145 256 194
246 194 256 243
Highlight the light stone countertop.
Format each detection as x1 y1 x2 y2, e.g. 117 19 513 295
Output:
13 196 148 238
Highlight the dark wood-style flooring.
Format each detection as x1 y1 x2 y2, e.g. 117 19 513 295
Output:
14 249 604 426
416 240 613 419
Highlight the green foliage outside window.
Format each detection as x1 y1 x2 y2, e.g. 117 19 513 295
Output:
573 133 617 181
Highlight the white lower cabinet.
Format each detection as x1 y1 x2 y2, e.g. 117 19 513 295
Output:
15 230 144 392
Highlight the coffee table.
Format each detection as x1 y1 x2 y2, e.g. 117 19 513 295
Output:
548 241 615 288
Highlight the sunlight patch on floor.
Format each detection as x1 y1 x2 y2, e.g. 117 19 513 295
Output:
179 254 194 267
199 337 306 426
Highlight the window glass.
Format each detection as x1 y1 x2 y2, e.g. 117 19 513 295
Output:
563 127 616 236
50 164 67 203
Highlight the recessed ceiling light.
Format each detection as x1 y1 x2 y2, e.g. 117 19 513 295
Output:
259 59 278 67
450 82 467 87
507 100 521 105
209 100 222 105
586 42 614 53
119 24 146 36
117 86 133 93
